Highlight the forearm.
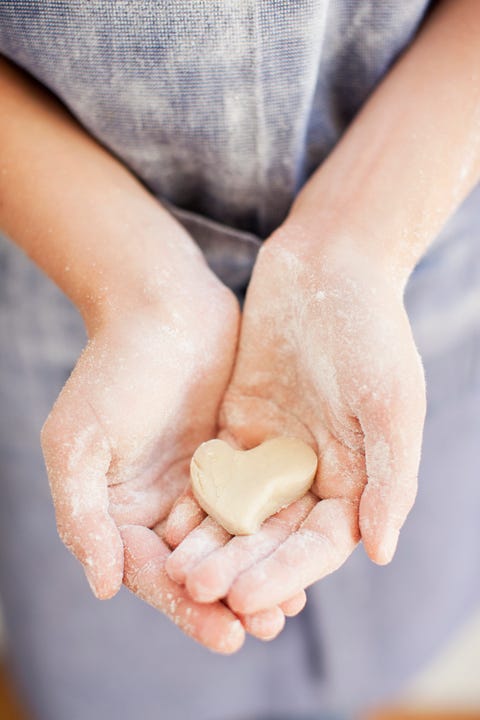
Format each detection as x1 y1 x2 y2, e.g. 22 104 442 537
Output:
0 58 204 331
288 0 480 279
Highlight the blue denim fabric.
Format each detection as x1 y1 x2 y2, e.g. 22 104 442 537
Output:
1 3 480 720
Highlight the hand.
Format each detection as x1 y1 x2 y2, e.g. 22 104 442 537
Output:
1 54 307 648
40 258 284 651
165 221 426 614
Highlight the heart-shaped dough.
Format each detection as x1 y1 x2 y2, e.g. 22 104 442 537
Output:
190 437 318 535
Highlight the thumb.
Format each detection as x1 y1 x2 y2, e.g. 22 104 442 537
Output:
359 346 426 565
41 379 123 599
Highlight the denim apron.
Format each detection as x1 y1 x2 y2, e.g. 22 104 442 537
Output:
1 2 480 719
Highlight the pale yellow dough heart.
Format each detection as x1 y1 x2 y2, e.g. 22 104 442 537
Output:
190 437 318 535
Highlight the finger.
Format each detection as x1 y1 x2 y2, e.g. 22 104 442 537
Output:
163 430 243 551
185 494 316 603
358 354 426 565
240 607 285 641
279 591 307 617
228 498 359 614
165 516 230 585
121 525 245 654
164 488 206 549
41 399 123 600
165 511 287 640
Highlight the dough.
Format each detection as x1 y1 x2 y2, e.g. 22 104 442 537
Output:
190 437 318 535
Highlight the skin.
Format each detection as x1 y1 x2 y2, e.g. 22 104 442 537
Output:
166 0 480 614
165 230 425 611
1 0 480 648
0 57 299 650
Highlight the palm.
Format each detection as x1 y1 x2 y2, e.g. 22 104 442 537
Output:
166 229 426 614
41 280 251 651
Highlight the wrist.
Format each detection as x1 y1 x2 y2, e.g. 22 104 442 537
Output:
264 216 409 298
283 190 422 289
78 213 223 336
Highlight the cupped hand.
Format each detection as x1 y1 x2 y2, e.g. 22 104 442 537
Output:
40 258 286 651
165 222 426 614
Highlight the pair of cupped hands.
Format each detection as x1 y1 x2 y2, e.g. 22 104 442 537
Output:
41 217 426 654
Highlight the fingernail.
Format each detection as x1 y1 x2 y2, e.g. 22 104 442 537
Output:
379 527 399 564
84 567 100 598
217 620 245 654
